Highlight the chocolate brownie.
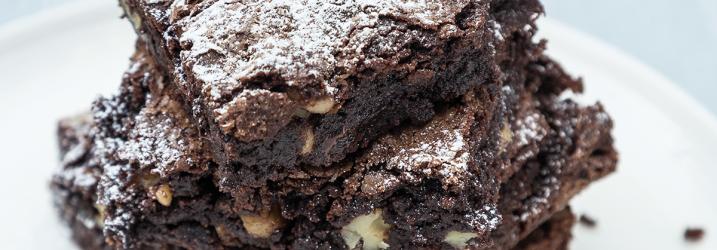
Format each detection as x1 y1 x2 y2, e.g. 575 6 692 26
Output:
51 114 108 250
118 0 546 168
51 40 616 249
51 117 574 250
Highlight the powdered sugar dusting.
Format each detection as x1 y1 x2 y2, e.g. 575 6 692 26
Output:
87 60 208 245
103 207 136 243
55 115 101 189
177 0 470 102
94 100 190 178
63 166 99 188
519 175 560 222
387 129 472 188
465 204 502 232
489 20 504 41
515 112 545 147
118 108 187 175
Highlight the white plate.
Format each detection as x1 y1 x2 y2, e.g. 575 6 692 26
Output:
0 1 715 249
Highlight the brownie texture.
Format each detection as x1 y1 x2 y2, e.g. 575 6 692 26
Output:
52 121 575 250
118 0 546 168
513 208 574 250
51 41 616 249
51 114 109 250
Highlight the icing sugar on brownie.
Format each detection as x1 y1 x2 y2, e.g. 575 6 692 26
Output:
178 0 472 95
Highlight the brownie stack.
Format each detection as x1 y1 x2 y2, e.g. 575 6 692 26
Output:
51 0 618 249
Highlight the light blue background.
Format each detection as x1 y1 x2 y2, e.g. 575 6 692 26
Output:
2 0 716 113
542 0 717 114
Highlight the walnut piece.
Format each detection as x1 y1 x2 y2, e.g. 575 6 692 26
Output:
215 224 240 245
300 127 315 155
341 209 391 250
304 96 336 114
294 108 311 118
499 121 513 150
119 0 142 31
240 207 285 238
155 184 173 207
94 204 106 228
443 231 478 249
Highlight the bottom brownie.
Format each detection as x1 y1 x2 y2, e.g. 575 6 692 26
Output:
51 131 575 250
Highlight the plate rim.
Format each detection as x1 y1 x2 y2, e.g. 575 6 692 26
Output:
540 18 717 135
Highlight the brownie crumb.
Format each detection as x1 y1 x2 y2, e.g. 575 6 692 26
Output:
684 228 705 242
578 214 597 228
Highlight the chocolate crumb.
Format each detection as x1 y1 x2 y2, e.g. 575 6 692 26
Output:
684 228 705 242
578 214 597 228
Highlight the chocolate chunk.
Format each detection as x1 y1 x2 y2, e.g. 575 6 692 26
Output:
685 228 705 242
579 214 597 228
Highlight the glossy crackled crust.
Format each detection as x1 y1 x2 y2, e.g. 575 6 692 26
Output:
52 45 616 249
120 0 545 168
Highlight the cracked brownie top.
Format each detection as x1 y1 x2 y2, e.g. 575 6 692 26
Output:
122 0 534 142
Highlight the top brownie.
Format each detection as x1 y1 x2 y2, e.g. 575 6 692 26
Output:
120 0 543 167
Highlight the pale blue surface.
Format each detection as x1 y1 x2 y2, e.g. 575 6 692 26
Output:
2 0 716 113
542 0 717 114
0 0 77 23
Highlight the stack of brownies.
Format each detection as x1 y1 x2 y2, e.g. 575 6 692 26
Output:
51 0 618 249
